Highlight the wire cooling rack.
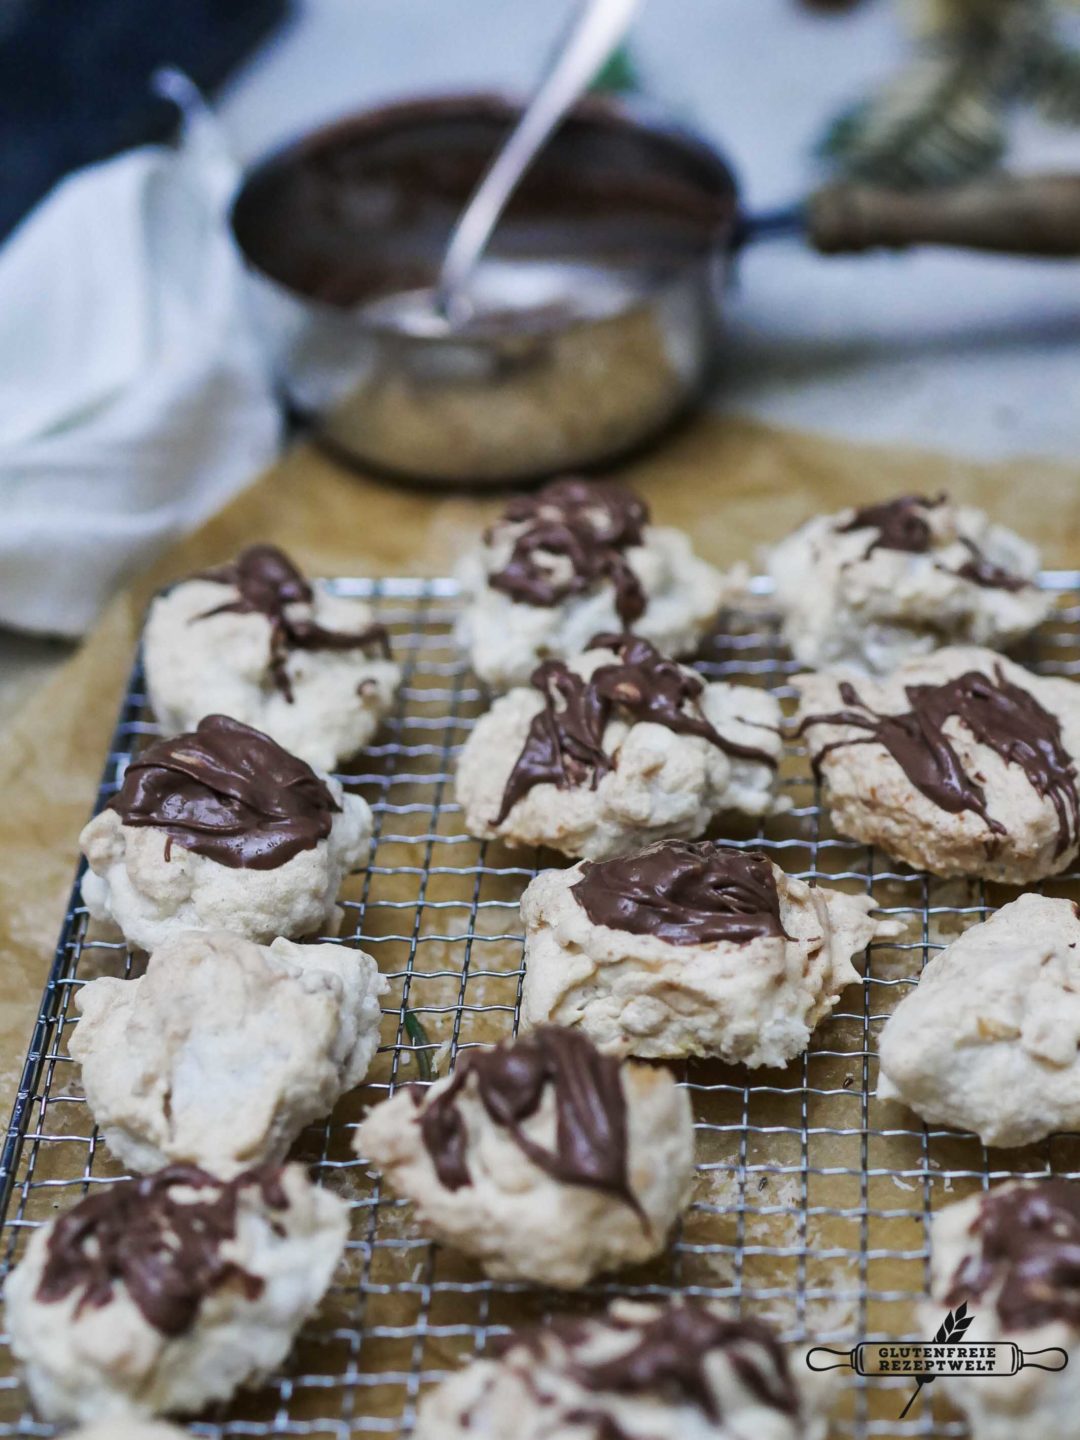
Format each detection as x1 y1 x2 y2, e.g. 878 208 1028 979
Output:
3 573 1080 1440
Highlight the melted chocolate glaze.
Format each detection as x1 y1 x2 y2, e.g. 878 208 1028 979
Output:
496 635 776 824
954 538 1030 593
947 1180 1080 1332
837 493 1029 590
798 665 1079 858
572 841 791 946
37 1164 288 1337
195 544 390 701
417 1026 638 1214
837 494 943 557
110 713 340 870
488 479 647 628
534 1305 798 1423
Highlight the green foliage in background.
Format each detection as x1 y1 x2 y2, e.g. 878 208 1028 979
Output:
820 0 1080 187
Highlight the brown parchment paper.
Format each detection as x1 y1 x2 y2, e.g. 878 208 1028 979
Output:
1 413 1077 1111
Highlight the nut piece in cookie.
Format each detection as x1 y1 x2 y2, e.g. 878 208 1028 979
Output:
456 477 736 688
521 841 898 1065
356 1026 694 1289
414 1298 832 1440
3 1163 347 1423
795 646 1080 882
456 634 784 861
878 893 1080 1147
144 544 401 770
70 929 387 1175
922 1179 1080 1440
80 714 372 951
767 492 1051 675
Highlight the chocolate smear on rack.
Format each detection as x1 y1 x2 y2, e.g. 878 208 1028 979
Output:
527 1305 799 1421
572 840 792 945
496 634 776 823
798 665 1079 857
947 1179 1080 1331
417 1026 639 1215
37 1163 288 1337
488 478 648 628
194 544 390 702
110 713 340 870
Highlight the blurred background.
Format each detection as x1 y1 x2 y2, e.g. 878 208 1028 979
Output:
2 0 1079 707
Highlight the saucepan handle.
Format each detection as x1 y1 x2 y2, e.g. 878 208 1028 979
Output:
804 172 1080 258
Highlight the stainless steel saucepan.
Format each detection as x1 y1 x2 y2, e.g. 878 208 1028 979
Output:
230 92 1080 486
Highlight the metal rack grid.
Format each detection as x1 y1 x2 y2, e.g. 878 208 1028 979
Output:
3 572 1080 1440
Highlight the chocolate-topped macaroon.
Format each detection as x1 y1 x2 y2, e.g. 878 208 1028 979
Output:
3 1162 347 1423
767 492 1050 676
795 645 1080 882
456 477 737 689
80 714 372 950
413 1297 832 1440
143 543 401 772
520 840 900 1066
923 1180 1080 1440
456 633 785 861
356 1025 694 1289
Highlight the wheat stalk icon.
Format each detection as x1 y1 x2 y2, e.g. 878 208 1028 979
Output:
899 1302 975 1419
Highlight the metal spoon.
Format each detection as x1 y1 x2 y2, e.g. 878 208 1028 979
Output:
432 0 641 326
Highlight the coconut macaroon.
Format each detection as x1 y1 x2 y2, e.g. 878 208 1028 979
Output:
795 646 1080 883
4 1163 346 1424
767 492 1050 675
878 894 1080 1148
80 714 371 951
456 477 735 689
456 634 783 861
70 930 387 1176
521 842 897 1066
414 1299 831 1440
69 1424 190 1440
144 544 400 771
922 1180 1080 1440
356 1026 694 1290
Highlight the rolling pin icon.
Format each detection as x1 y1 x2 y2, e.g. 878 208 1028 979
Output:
806 1342 1069 1377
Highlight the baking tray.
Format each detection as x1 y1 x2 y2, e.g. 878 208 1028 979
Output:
4 573 1080 1440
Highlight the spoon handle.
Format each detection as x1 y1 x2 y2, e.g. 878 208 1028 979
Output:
435 0 641 320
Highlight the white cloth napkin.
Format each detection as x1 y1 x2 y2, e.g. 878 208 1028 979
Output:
0 80 282 638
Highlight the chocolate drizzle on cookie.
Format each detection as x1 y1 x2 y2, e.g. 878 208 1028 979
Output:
195 544 390 701
946 1180 1080 1331
36 1163 288 1337
572 841 792 946
520 1305 799 1427
110 713 340 870
837 494 943 557
416 1026 639 1215
487 478 648 627
495 634 776 823
954 538 1030 592
798 665 1080 858
837 493 1030 590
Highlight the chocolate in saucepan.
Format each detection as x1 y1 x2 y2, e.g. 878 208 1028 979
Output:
109 713 340 870
495 634 776 824
416 1026 639 1215
947 1179 1080 1331
195 545 390 702
572 841 791 946
488 478 648 627
799 665 1080 857
36 1163 288 1337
